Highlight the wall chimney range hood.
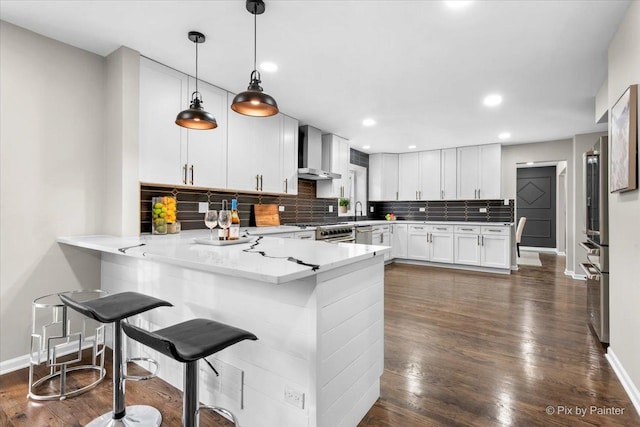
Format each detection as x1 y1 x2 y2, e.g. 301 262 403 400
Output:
298 125 341 180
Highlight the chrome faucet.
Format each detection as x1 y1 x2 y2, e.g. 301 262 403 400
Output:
354 201 363 221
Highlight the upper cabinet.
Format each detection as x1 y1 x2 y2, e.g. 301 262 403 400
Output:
398 152 421 200
369 153 399 201
441 148 457 199
397 150 444 201
457 144 501 199
139 58 227 188
317 134 350 198
226 94 299 194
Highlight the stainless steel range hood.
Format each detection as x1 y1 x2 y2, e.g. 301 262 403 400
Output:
298 125 341 180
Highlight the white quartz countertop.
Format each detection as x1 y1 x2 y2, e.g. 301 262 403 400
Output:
57 230 390 284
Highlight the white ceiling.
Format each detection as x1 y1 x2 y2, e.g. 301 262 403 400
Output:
0 1 630 153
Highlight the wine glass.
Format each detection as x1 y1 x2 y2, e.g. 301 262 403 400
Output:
217 210 232 240
204 210 218 240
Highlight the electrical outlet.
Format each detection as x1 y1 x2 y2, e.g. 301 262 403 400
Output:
504 199 509 206
419 207 426 212
370 206 374 213
279 205 285 212
479 207 487 213
328 205 334 213
284 387 304 409
198 202 208 213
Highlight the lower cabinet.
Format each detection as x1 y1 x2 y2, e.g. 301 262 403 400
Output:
407 224 454 263
373 225 391 261
454 225 511 269
390 224 408 258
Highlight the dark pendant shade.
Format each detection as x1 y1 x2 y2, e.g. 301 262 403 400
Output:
231 71 279 117
176 97 217 129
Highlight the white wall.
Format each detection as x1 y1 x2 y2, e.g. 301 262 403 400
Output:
556 161 567 254
606 0 640 410
0 22 105 362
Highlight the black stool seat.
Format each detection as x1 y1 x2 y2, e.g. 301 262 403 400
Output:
123 318 258 363
59 291 172 323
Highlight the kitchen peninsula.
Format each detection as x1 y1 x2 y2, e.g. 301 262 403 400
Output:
58 231 389 427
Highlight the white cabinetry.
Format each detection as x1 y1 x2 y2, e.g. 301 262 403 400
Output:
454 225 482 266
372 225 391 261
369 154 399 201
139 59 227 188
227 98 298 194
454 224 510 268
317 134 350 198
407 224 453 263
398 153 421 200
390 223 408 258
441 148 457 199
480 226 511 269
457 144 501 199
420 150 442 200
281 115 299 195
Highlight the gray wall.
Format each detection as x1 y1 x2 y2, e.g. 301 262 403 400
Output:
606 1 640 403
0 22 105 363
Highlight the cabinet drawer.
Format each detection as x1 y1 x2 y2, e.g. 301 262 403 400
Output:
374 225 390 232
430 225 453 233
409 224 429 233
454 225 480 234
481 226 509 235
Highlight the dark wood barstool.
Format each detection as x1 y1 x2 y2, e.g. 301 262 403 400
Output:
122 318 258 427
59 291 172 427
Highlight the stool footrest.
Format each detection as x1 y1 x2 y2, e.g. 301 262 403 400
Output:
198 405 240 426
125 357 159 381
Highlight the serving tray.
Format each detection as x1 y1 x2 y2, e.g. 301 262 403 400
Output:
194 237 253 246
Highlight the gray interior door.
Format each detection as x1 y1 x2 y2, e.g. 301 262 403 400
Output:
517 166 557 248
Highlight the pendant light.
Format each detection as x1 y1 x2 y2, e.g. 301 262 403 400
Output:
175 31 217 130
231 0 279 117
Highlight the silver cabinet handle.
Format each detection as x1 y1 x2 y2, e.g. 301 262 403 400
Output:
462 228 473 231
487 229 502 232
441 190 444 199
477 235 480 245
474 189 477 199
436 227 447 231
429 233 433 243
478 188 481 198
481 236 484 246
413 226 424 230
189 165 194 185
183 164 188 184
284 178 288 193
396 191 399 200
260 175 263 191
256 175 260 191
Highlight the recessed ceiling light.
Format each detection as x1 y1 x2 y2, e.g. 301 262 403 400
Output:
408 145 417 149
362 118 376 127
362 145 371 150
526 162 534 165
498 132 511 140
444 1 473 9
483 94 503 107
259 61 278 72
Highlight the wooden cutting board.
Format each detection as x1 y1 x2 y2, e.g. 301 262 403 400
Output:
254 204 280 227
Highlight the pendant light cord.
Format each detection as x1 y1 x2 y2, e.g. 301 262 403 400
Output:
194 37 199 95
253 3 257 73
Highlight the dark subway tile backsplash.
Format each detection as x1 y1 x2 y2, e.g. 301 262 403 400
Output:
369 199 514 223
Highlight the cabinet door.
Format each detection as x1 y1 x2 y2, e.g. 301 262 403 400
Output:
419 150 441 200
391 224 408 258
398 153 420 200
429 232 454 264
317 135 350 198
227 95 282 192
369 154 399 201
481 234 510 269
139 58 187 185
478 144 501 199
457 146 479 199
441 148 457 199
407 226 429 260
185 77 227 188
454 233 481 265
281 115 299 195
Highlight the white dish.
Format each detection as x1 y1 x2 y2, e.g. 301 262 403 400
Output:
194 237 253 246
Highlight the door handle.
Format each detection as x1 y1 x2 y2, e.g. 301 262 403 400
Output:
189 165 194 185
183 164 188 184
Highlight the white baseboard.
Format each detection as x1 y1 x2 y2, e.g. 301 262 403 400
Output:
0 353 31 376
606 347 640 417
564 269 586 281
521 246 557 253
557 251 566 256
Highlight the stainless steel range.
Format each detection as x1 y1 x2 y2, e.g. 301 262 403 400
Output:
315 224 355 243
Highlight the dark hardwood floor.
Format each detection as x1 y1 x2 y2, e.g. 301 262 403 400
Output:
1 254 638 426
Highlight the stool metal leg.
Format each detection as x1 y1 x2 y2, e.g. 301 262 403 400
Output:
183 361 198 427
87 320 162 427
